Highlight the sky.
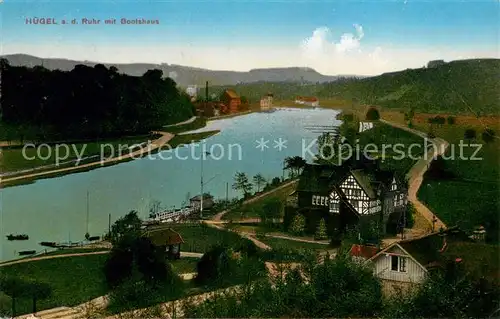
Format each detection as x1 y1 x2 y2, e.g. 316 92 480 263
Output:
1 0 499 75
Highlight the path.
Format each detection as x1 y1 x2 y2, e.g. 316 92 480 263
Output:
212 179 298 221
1 131 174 184
162 116 197 128
380 119 448 231
0 250 202 268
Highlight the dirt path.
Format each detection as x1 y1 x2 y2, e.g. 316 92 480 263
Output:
163 116 197 127
1 131 174 184
380 119 448 231
212 179 298 221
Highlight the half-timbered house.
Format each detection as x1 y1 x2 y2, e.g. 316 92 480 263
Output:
292 158 408 235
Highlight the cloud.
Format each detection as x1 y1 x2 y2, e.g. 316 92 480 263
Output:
302 24 365 55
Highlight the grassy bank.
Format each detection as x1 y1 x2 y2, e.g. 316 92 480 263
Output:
415 121 499 240
223 183 296 220
257 236 331 251
0 253 201 316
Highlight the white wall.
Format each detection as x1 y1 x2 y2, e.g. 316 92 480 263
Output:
371 245 427 284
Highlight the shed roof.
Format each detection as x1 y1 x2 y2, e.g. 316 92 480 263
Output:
349 244 379 259
225 89 240 99
145 228 184 246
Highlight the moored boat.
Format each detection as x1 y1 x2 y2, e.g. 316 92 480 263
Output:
39 241 57 247
18 250 36 256
6 234 29 241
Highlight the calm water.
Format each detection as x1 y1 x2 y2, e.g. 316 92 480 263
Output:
0 107 340 261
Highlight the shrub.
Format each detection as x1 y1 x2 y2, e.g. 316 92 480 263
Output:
464 128 477 140
314 219 328 240
195 246 234 286
447 116 456 125
290 214 306 236
482 128 495 143
365 107 380 121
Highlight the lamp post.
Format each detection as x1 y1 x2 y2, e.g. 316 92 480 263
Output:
200 151 211 219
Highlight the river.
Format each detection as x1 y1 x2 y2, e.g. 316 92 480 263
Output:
0 107 341 262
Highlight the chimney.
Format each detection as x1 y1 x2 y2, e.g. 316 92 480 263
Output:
205 81 209 102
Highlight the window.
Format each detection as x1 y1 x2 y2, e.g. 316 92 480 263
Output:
391 255 407 272
391 255 398 271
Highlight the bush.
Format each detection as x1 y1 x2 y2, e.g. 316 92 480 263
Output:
290 214 306 236
314 219 328 240
464 128 477 140
482 128 496 143
195 246 234 286
365 107 380 121
447 116 456 125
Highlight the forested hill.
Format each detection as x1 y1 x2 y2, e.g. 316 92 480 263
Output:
215 59 500 115
0 59 195 140
1 54 347 86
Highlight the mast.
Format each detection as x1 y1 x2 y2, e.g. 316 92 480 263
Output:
85 191 90 239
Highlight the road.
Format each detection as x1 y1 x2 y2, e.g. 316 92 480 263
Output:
381 119 448 231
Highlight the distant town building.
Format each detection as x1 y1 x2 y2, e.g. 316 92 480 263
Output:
260 92 274 109
295 96 319 107
359 122 374 133
221 89 241 113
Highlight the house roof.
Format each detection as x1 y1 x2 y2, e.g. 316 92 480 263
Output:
297 164 348 193
225 89 240 99
190 193 214 201
145 228 184 246
350 244 379 259
351 169 377 198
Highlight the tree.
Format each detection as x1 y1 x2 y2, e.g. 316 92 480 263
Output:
447 116 455 125
240 96 248 104
290 214 305 236
195 246 233 285
108 210 142 245
260 198 283 224
26 281 52 314
464 128 476 142
0 276 29 317
482 128 495 143
284 156 306 178
315 218 328 240
253 174 266 192
232 172 253 198
365 107 380 121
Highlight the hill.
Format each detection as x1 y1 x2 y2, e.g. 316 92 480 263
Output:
216 59 499 115
1 54 348 87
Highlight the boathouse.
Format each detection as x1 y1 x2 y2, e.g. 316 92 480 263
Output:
145 228 184 259
289 158 408 237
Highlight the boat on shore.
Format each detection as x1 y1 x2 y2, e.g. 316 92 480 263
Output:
6 234 29 241
39 241 58 248
18 250 36 256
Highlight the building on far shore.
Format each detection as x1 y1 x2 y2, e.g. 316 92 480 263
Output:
295 96 319 107
260 92 274 109
221 89 241 113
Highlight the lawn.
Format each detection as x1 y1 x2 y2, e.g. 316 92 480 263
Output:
223 183 296 220
0 254 109 315
415 121 500 241
0 253 201 316
156 223 251 253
